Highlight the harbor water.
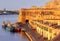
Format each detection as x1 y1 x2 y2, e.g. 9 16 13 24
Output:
0 15 28 41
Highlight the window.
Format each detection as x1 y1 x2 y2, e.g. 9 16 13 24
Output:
44 27 48 31
54 33 56 36
22 12 25 16
41 11 45 15
41 11 53 15
36 24 43 29
30 14 36 17
49 29 52 33
31 22 34 25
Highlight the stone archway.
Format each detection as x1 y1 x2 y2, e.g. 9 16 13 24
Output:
25 19 29 23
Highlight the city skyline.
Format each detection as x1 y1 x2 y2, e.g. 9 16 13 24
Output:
0 0 51 10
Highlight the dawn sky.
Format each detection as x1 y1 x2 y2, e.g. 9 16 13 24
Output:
0 0 51 10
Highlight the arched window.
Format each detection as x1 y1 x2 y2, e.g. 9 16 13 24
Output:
22 12 25 16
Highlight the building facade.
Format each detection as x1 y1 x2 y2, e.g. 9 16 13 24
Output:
18 0 60 40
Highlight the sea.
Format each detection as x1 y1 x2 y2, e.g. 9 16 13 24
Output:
0 15 28 41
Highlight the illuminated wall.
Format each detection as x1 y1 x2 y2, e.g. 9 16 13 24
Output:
29 20 60 40
18 0 60 40
18 8 60 23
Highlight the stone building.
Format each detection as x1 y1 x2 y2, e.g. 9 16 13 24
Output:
18 0 60 40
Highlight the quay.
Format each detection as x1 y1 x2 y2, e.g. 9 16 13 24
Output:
20 23 49 41
19 23 60 41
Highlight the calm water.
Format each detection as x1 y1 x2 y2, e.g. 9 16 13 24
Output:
0 15 28 41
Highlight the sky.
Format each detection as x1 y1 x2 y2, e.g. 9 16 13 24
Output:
0 0 51 10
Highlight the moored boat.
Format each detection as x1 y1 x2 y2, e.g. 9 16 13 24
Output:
2 21 21 32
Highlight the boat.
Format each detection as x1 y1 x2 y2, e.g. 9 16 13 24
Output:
2 21 21 32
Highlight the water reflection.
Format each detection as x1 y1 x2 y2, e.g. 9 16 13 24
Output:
0 15 28 41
